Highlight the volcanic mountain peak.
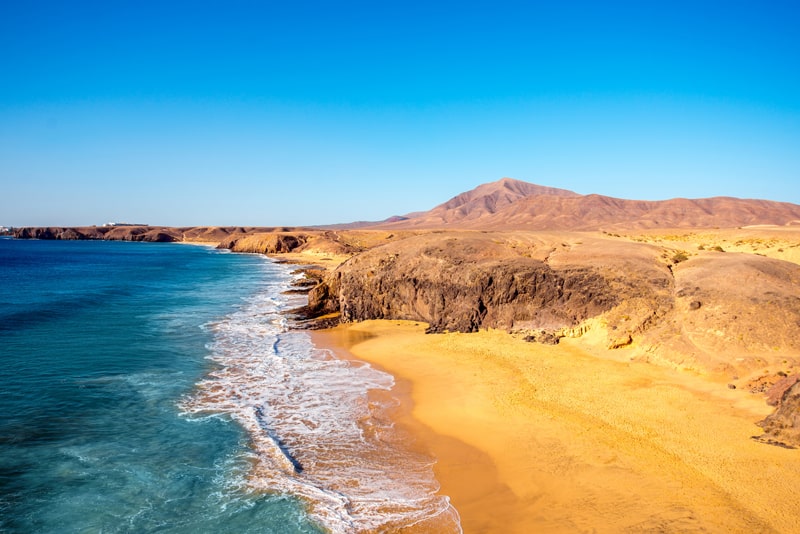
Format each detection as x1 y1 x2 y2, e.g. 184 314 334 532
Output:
380 177 800 231
438 177 578 213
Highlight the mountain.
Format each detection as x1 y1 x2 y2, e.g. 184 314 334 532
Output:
375 178 800 230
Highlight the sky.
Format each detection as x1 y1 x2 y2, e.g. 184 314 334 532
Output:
1 0 799 227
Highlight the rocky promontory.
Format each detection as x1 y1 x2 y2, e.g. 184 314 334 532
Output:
14 226 181 242
11 225 305 243
304 232 676 339
305 234 615 333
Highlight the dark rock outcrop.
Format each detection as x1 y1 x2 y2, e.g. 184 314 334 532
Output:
523 330 562 345
219 233 309 253
12 225 306 244
755 376 800 448
14 227 59 239
13 226 181 242
766 375 800 406
307 233 620 333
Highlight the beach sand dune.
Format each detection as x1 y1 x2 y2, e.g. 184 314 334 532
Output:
315 321 799 533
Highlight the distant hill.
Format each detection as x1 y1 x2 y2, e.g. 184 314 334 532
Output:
11 225 306 243
312 215 412 230
372 177 800 230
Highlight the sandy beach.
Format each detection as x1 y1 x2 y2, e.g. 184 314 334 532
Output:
314 320 800 533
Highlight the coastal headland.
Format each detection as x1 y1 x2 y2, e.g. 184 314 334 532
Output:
13 178 800 531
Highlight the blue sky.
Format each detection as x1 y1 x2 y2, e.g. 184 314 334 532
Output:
1 0 799 226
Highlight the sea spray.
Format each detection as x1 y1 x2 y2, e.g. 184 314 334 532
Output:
181 260 462 533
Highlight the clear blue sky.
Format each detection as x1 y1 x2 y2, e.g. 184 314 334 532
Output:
2 0 799 226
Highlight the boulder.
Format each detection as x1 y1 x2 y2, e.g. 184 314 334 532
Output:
756 378 800 449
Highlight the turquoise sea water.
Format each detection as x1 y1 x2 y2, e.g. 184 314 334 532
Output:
0 238 460 533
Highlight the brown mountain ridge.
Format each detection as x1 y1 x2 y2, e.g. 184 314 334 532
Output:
372 177 800 230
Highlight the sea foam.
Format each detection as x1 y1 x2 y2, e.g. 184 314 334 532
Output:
181 260 461 533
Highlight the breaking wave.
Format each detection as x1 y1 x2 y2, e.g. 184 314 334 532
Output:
181 260 461 533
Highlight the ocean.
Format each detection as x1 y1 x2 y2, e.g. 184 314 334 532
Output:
0 238 460 533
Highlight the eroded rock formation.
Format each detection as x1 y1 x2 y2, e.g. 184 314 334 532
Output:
756 376 800 448
13 226 182 242
307 233 632 333
12 225 303 244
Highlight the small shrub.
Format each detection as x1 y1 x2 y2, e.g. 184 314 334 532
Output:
672 251 689 263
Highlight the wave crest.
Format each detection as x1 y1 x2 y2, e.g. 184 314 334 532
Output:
181 261 461 533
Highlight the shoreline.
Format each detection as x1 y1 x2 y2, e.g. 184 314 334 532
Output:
313 320 800 532
312 326 514 533
14 232 799 529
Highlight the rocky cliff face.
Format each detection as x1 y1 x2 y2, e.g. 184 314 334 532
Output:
219 232 310 253
13 226 180 242
304 230 800 372
12 225 298 244
219 230 409 257
306 233 652 334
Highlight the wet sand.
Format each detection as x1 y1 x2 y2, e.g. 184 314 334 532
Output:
313 320 800 533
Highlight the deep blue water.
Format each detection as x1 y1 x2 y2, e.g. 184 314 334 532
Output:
0 238 321 533
0 237 461 534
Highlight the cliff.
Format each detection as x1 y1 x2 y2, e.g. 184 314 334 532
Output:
14 226 180 242
302 230 800 377
305 232 675 339
11 225 304 244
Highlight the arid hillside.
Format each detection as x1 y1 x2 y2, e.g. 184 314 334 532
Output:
305 230 800 374
295 226 800 449
372 177 800 230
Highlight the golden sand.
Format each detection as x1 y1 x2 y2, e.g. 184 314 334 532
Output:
314 321 800 533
